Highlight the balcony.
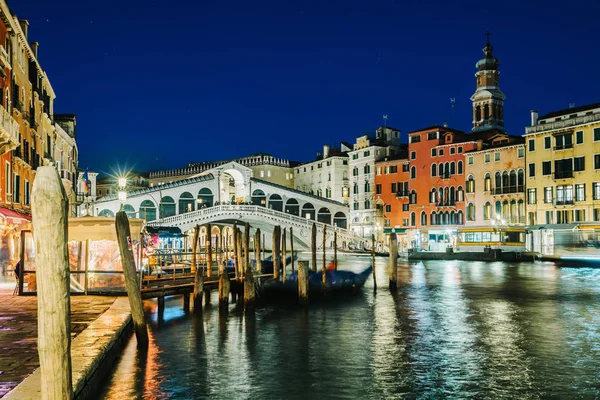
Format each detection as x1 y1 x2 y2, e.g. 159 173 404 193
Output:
554 170 573 179
437 200 456 207
396 190 410 198
555 199 574 206
492 185 525 195
0 105 19 154
440 173 451 179
554 143 573 151
0 45 10 70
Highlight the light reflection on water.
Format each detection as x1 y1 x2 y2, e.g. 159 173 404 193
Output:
97 258 600 399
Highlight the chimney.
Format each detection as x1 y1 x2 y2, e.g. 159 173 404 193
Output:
18 19 28 40
31 41 38 59
323 145 329 159
531 110 538 126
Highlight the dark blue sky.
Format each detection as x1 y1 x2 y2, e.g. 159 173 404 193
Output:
12 0 600 174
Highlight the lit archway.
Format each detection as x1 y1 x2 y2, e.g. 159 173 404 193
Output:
317 207 331 224
268 194 283 211
198 188 214 207
251 189 266 206
285 198 299 215
333 212 347 229
302 203 315 220
179 192 195 214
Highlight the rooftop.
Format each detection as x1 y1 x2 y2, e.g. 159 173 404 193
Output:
538 102 600 121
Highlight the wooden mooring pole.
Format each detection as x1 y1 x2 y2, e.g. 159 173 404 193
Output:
371 234 377 291
244 268 256 311
322 225 327 294
192 224 203 310
289 227 295 273
298 260 309 305
273 226 281 280
244 222 250 273
334 231 338 271
32 167 73 399
389 232 398 291
282 228 287 281
218 272 230 311
311 223 317 272
233 223 239 279
206 223 213 277
255 228 261 273
115 210 149 347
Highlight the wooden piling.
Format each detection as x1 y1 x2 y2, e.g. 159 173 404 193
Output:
371 234 377 290
298 260 309 305
218 272 230 311
333 231 338 271
311 223 317 272
255 228 261 273
322 225 327 293
31 167 73 399
262 233 266 265
193 224 204 310
244 222 250 273
115 211 149 348
183 292 190 312
237 228 243 279
233 223 238 279
389 232 398 291
289 227 295 273
215 235 220 275
282 228 287 281
244 268 256 310
273 226 281 280
206 223 213 277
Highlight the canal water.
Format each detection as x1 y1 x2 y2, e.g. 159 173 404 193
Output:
97 256 600 399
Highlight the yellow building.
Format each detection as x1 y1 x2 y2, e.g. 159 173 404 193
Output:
524 104 600 225
464 135 525 226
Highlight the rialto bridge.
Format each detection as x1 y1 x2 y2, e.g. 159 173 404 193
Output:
86 162 358 249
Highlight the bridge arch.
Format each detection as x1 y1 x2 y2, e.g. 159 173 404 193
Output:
285 198 299 216
317 207 331 224
301 203 315 220
179 192 195 213
197 188 213 207
140 200 156 221
251 189 266 206
220 168 246 203
268 194 283 211
160 196 176 218
99 209 114 217
333 211 347 229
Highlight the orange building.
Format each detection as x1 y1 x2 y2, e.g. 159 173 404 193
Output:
374 154 410 250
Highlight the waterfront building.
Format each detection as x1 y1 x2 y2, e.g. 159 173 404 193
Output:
524 102 600 226
464 139 525 227
293 143 351 206
348 126 402 240
374 153 410 251
149 153 298 189
54 114 79 215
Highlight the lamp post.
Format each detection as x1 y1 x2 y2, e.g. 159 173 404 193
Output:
117 177 127 212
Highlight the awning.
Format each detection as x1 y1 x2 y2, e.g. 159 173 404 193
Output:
384 228 408 234
0 207 31 224
68 216 144 242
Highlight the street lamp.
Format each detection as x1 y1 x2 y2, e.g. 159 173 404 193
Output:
118 177 127 211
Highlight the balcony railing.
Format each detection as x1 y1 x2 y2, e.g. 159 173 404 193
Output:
0 104 19 154
440 173 451 179
554 170 573 179
492 185 525 195
555 199 574 206
437 200 456 207
554 143 573 151
396 190 410 198
526 112 600 134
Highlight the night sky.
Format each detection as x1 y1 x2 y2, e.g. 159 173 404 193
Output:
11 0 600 175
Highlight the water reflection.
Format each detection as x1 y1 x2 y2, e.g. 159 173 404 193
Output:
97 259 600 399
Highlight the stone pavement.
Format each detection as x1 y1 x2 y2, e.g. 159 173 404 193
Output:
0 295 117 398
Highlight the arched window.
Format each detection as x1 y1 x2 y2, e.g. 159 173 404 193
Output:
457 186 464 202
484 201 491 220
438 187 443 204
410 166 416 179
364 164 371 174
457 210 464 225
438 163 444 177
353 167 358 176
431 212 437 225
495 200 502 217
140 200 157 221
495 172 502 192
466 175 475 193
431 163 437 177
160 196 176 218
364 199 371 209
445 162 450 177
517 200 524 223
476 105 481 121
410 212 416 226
450 211 456 225
353 183 358 194
444 187 449 204
517 169 524 190
450 186 455 204
502 200 509 217
502 171 509 190
99 209 114 217
410 190 417 204
509 170 517 190
484 173 491 192
353 202 359 210
457 160 463 174
510 200 517 222
430 188 437 203
364 182 370 192
450 162 456 175
123 204 136 219
421 211 427 226
466 203 475 221
484 104 489 119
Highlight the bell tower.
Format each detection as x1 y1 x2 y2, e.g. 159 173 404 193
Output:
471 32 506 132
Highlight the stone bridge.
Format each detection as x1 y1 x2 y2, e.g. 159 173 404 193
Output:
87 162 358 249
